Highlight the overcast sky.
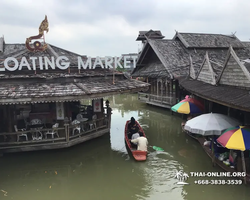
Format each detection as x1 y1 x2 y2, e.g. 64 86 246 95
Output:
1 0 250 57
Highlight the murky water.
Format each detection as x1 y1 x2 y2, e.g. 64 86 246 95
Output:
0 94 249 200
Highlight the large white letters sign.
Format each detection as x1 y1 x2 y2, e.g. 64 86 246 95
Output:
0 55 137 72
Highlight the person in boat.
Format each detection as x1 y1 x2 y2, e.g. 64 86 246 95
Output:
131 132 140 140
234 150 250 172
130 132 140 148
181 115 193 132
130 136 148 151
127 117 139 139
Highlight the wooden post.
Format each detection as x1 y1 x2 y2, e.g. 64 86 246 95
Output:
161 80 163 103
175 81 179 104
154 81 157 95
156 80 159 96
98 98 104 127
65 123 69 142
107 107 112 128
7 105 12 132
167 82 170 94
244 112 247 125
3 106 7 132
209 101 213 113
212 135 216 167
241 151 247 185
170 79 173 94
227 107 231 117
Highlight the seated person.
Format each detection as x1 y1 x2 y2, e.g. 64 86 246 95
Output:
127 117 139 139
181 120 186 132
181 115 193 132
187 115 193 121
130 132 140 148
130 136 148 151
229 150 237 167
131 132 140 140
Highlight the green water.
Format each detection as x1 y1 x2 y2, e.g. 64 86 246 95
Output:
0 94 249 200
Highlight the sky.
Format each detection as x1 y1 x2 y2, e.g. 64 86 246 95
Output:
0 0 250 57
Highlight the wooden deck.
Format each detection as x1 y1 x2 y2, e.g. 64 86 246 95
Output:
0 117 109 153
137 92 176 108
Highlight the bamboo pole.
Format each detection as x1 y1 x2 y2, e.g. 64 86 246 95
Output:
241 151 247 185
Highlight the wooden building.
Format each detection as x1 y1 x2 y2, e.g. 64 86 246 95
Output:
0 17 149 154
132 31 247 109
179 44 250 124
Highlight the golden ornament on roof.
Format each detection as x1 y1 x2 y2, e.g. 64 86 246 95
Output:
25 15 49 52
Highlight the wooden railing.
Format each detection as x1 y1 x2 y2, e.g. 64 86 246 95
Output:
0 117 109 147
67 117 109 141
138 92 177 107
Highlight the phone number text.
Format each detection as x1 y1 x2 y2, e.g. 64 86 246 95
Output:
194 179 242 185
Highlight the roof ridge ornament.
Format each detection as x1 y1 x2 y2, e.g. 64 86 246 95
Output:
25 15 49 52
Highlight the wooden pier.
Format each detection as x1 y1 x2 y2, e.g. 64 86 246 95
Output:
138 92 176 109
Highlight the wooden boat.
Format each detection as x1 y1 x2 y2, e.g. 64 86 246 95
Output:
184 130 199 141
197 137 250 184
184 129 250 184
124 120 147 161
182 121 200 141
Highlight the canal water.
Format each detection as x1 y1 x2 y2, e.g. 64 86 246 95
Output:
0 94 249 200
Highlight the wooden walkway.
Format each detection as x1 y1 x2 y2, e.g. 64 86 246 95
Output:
138 92 176 109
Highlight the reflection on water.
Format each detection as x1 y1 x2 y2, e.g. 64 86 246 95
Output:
0 94 250 200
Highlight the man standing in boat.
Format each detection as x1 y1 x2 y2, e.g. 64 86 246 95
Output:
130 136 148 152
